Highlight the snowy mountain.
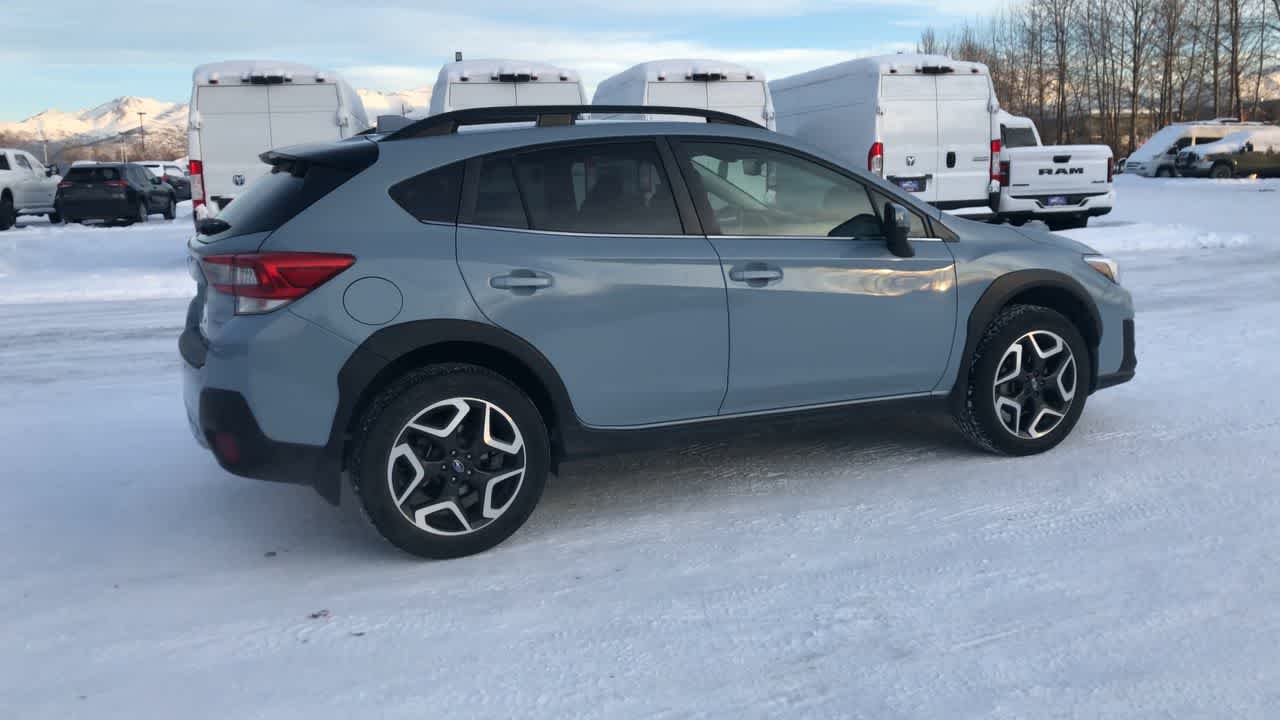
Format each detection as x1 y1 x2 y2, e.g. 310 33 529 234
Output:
1 87 437 147
0 96 187 143
357 87 433 117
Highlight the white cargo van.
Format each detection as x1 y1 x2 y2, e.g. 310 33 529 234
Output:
426 60 587 115
771 54 999 213
1124 119 1266 177
187 60 369 218
993 111 1114 230
591 60 775 130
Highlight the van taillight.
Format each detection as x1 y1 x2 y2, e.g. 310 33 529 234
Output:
990 139 1002 181
868 142 884 176
202 253 355 315
1107 161 1114 183
998 161 1010 187
190 159 206 210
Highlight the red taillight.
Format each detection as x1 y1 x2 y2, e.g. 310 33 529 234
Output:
189 159 206 210
868 141 884 176
202 252 355 314
997 161 1010 187
104 179 128 187
990 139 1002 182
1107 160 1114 183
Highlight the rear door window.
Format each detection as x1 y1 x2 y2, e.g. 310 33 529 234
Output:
0 154 9 171
512 142 683 235
1001 126 1038 148
15 155 33 172
389 161 464 223
471 157 528 229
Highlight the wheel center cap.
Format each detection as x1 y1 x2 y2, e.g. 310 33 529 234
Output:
450 459 467 475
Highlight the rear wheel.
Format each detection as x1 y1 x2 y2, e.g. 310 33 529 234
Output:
162 195 176 220
1209 162 1234 180
133 199 148 224
351 364 550 559
47 211 62 224
1155 166 1175 178
954 304 1091 456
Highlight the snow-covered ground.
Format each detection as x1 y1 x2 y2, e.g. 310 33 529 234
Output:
2 176 1280 718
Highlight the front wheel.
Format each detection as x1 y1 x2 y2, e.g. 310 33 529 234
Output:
162 195 176 220
131 199 148 225
1155 166 1175 178
351 364 550 559
954 304 1091 456
1209 163 1234 180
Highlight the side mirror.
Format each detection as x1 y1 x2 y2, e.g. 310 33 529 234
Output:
883 202 915 258
45 165 58 177
150 176 161 185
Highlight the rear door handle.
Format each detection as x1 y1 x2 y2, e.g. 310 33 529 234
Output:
729 265 783 285
946 151 957 168
490 272 552 291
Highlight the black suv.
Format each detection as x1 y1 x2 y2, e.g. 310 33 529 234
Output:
56 163 178 224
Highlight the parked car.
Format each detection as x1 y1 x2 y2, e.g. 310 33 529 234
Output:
187 60 370 222
1124 119 1265 177
0 148 60 230
771 54 1000 217
181 105 1136 559
993 111 1114 230
1175 126 1280 178
138 160 193 201
426 59 587 115
592 59 775 129
55 163 177 224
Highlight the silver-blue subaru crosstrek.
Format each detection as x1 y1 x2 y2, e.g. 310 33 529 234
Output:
180 105 1135 559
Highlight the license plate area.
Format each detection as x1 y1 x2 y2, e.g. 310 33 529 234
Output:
1045 195 1069 207
891 176 927 193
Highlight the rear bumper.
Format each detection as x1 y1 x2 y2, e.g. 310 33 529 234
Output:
997 189 1115 219
58 197 133 219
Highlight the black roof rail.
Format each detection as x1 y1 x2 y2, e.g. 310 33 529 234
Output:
382 104 762 141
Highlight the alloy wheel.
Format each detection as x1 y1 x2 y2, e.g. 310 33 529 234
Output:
385 397 526 536
991 330 1077 440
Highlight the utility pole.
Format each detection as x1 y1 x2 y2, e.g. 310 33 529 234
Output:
137 112 147 154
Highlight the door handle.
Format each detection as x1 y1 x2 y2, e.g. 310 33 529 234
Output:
729 266 783 285
946 151 957 168
490 272 552 291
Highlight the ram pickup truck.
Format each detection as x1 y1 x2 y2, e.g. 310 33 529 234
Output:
993 113 1114 231
0 148 61 230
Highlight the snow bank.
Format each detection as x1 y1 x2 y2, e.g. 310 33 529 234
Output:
1057 175 1280 252
0 203 193 305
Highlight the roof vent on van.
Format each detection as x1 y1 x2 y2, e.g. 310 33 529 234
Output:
315 72 327 83
690 72 725 81
919 65 954 75
208 72 221 85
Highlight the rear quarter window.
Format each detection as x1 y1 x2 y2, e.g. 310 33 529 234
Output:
389 162 464 223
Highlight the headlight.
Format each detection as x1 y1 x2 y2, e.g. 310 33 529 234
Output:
1085 255 1120 284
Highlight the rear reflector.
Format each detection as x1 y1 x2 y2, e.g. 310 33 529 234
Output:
202 252 355 314
990 139 1002 181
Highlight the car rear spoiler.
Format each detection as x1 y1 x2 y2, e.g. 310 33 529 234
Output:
259 138 378 175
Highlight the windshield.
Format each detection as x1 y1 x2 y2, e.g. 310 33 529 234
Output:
1131 125 1188 160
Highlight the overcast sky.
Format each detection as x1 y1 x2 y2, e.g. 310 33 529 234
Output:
2 0 1001 120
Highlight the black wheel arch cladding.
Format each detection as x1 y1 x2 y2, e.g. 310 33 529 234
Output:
951 269 1103 409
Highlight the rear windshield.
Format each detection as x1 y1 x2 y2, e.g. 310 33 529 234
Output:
65 166 123 182
210 164 354 237
1002 126 1038 148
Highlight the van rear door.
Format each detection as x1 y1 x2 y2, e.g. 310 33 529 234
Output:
266 84 342 144
196 86 272 205
879 75 939 203
449 82 517 109
934 74 993 206
514 83 582 105
707 81 768 125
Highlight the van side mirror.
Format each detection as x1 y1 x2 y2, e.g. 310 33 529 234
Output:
883 202 915 258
